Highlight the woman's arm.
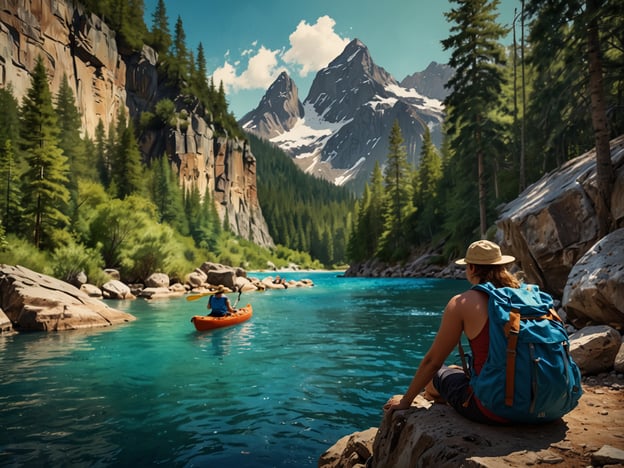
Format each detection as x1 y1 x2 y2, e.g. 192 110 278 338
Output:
384 294 465 411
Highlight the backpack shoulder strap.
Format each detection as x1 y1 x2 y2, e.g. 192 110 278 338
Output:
504 309 521 406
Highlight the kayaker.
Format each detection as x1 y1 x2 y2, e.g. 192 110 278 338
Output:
207 286 236 317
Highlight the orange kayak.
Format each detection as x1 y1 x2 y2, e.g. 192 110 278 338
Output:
191 304 253 331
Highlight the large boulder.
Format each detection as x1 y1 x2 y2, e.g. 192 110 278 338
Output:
497 135 624 297
321 390 624 468
0 264 135 332
101 280 135 300
0 308 13 334
569 325 621 375
562 229 624 329
186 268 208 288
200 262 238 290
145 272 170 288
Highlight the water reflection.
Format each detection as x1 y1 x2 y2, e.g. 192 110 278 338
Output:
193 321 255 357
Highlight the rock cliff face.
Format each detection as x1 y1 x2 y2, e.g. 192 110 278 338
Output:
0 0 273 247
497 135 624 297
0 0 126 134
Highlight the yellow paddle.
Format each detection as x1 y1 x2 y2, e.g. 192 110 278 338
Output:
186 292 212 301
186 287 242 303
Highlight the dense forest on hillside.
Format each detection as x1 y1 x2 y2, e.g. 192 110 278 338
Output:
249 134 355 268
0 0 329 285
347 0 623 264
1 0 621 284
80 0 355 268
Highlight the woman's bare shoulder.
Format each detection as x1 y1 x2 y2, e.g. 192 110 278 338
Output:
447 289 488 309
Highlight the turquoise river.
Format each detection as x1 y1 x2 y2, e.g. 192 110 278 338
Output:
0 271 468 467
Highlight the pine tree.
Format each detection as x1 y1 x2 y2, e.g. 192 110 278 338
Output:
19 56 70 249
442 0 508 240
0 140 24 234
149 155 187 234
412 127 443 242
55 74 94 223
109 110 144 199
95 119 111 187
116 116 145 199
193 42 210 103
0 86 23 234
525 0 620 236
148 0 172 57
108 0 147 52
377 121 414 260
0 86 20 152
169 15 190 86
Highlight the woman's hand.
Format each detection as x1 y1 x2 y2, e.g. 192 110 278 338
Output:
383 395 411 413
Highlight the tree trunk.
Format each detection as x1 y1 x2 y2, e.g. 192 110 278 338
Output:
587 0 614 236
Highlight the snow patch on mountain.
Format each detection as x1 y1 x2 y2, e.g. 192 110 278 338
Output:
270 102 353 159
385 84 445 113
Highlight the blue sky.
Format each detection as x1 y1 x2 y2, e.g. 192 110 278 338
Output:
143 0 520 119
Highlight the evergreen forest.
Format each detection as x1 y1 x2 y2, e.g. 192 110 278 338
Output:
0 0 622 285
0 0 351 285
347 0 623 264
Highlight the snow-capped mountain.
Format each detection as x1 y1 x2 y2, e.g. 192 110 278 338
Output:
239 72 303 139
400 61 454 102
240 39 447 192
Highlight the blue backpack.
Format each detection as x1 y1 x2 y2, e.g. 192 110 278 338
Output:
465 282 583 423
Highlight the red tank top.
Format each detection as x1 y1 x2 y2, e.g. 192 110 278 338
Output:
469 319 489 374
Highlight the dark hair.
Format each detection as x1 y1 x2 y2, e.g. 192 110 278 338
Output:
471 264 521 289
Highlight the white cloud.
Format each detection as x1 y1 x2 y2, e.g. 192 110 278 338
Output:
213 45 285 92
211 15 349 93
283 16 350 77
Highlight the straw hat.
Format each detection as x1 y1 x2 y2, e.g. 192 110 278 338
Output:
212 285 226 294
455 240 515 265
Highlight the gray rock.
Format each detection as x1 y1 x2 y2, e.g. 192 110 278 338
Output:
101 280 135 300
0 308 14 334
614 338 624 374
145 273 170 288
0 265 135 331
562 229 624 329
591 445 624 466
79 283 103 298
569 325 621 375
497 135 624 297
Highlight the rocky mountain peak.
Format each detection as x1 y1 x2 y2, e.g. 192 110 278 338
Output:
240 71 303 138
400 61 454 101
239 38 445 192
305 38 397 122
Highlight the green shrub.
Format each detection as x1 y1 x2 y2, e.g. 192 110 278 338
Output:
51 240 105 285
0 235 52 275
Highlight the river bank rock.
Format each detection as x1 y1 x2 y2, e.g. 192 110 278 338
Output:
101 280 136 300
497 135 624 298
0 308 14 335
320 379 624 468
319 324 624 467
562 229 624 329
0 264 135 332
